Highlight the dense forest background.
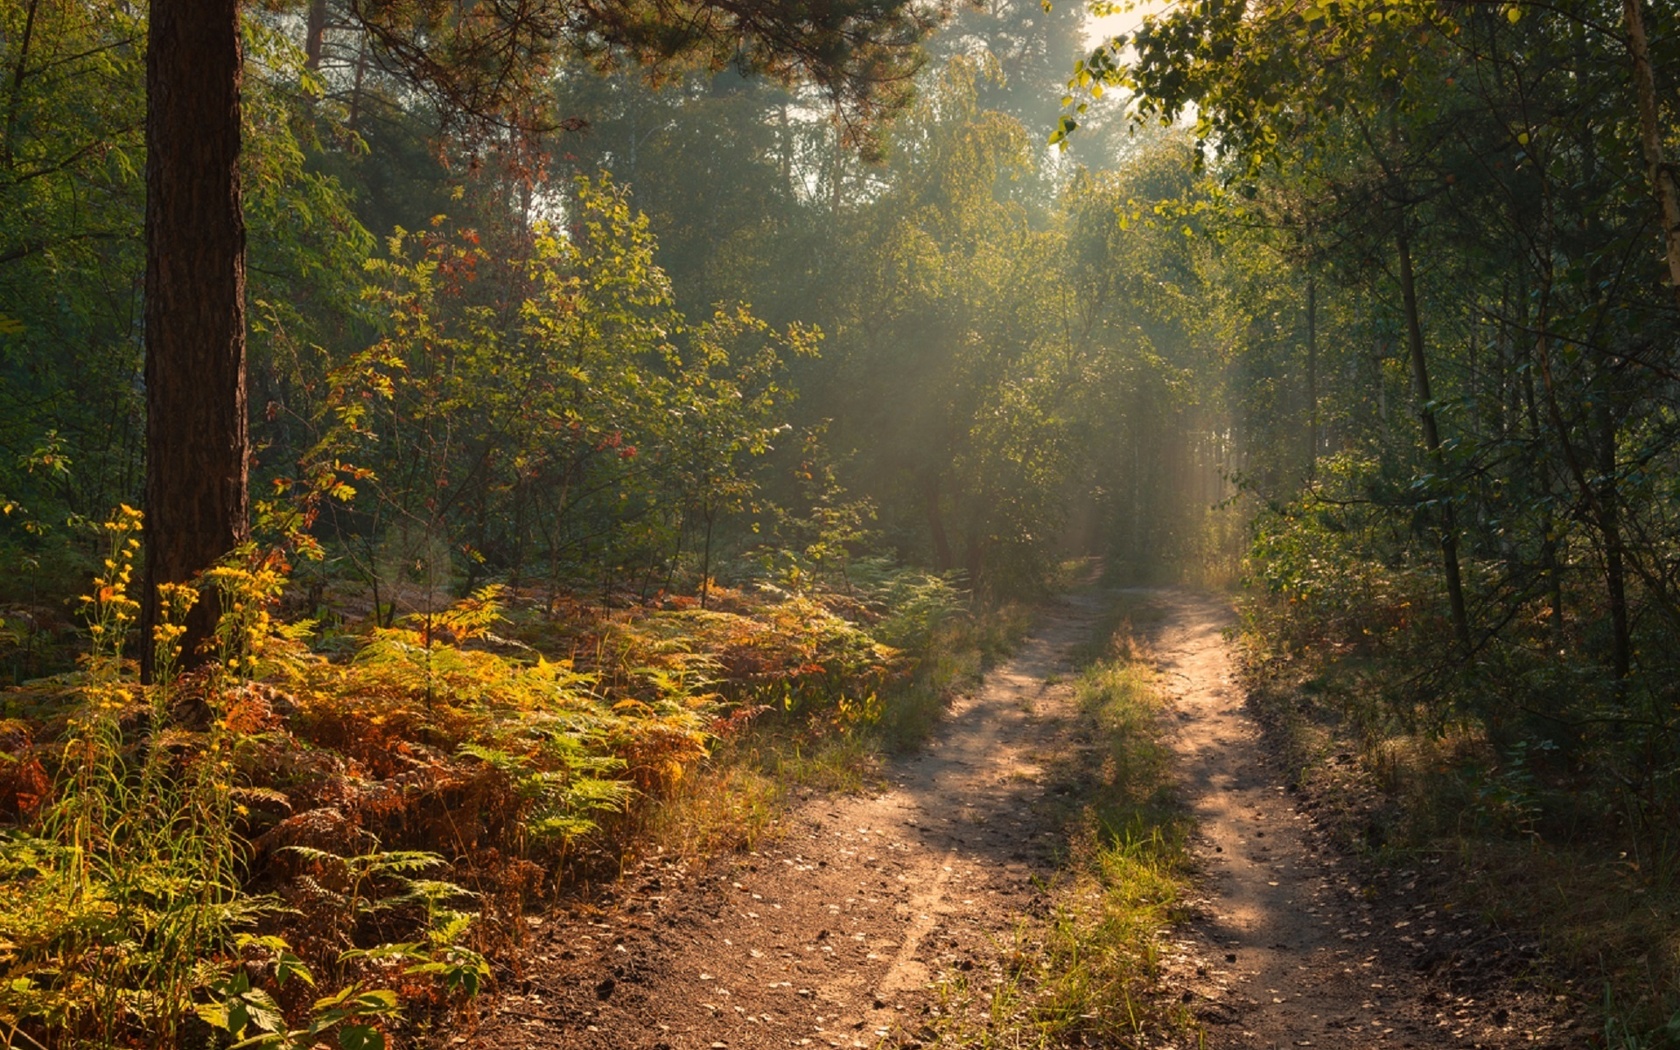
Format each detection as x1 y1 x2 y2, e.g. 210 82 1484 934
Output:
0 0 1237 645
5 0 1680 1043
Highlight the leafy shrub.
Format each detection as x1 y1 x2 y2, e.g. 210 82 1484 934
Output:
0 508 937 1046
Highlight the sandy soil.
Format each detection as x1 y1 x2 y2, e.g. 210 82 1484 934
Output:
1141 590 1578 1050
457 588 1581 1050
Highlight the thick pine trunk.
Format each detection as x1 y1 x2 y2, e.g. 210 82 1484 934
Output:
141 0 248 678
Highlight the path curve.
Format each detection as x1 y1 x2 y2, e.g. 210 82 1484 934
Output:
1146 589 1572 1050
469 591 1109 1049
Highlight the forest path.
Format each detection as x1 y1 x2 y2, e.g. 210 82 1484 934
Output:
1146 589 1566 1049
464 588 1564 1049
469 589 1110 1050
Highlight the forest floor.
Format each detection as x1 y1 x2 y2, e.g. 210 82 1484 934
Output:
1143 592 1579 1050
453 589 1584 1050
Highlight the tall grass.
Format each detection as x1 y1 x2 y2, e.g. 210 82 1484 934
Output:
1 510 264 1045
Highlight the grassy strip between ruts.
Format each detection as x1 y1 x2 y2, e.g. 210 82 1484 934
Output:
926 597 1200 1049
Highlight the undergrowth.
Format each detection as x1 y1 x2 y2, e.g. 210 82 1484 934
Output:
0 509 986 1048
1238 572 1680 1048
635 575 1027 862
929 597 1197 1048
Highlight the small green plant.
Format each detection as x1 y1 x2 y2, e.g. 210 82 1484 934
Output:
196 935 401 1050
1463 738 1552 840
341 914 492 1001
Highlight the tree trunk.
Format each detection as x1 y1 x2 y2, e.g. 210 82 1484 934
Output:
140 0 248 679
1305 277 1318 484
1396 227 1472 654
829 97 844 218
348 37 369 132
779 100 792 190
305 0 328 71
1622 0 1680 301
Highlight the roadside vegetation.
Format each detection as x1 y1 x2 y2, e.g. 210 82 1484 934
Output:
1240 563 1680 1047
0 507 1014 1047
1056 0 1680 1038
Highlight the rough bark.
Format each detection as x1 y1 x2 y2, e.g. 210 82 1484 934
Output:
1622 0 1680 301
141 0 248 678
305 0 329 71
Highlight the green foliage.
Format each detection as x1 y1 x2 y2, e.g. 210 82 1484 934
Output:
532 45 1241 599
753 423 879 590
0 0 370 624
0 0 146 603
0 0 1246 675
853 559 970 653
734 55 1242 595
1051 0 1680 1031
305 176 815 614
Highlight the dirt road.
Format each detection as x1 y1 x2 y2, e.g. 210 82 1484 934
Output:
465 589 1576 1049
1145 590 1574 1050
469 590 1106 1049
